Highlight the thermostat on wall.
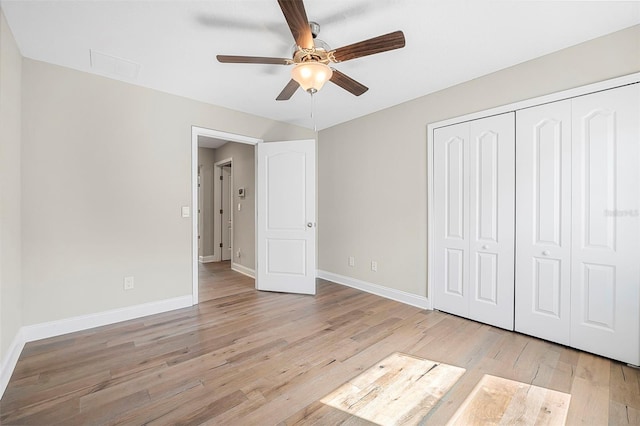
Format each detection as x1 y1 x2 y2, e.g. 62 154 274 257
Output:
238 187 246 198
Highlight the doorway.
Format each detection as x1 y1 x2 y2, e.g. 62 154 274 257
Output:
191 126 261 305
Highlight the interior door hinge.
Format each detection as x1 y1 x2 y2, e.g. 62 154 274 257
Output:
220 209 223 214
220 175 223 180
219 243 223 248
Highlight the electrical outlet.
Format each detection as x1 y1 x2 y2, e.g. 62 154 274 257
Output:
371 261 378 272
348 256 355 267
124 276 134 290
236 250 241 258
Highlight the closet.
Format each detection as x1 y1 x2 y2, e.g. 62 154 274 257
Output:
515 84 639 365
432 113 515 331
431 81 640 365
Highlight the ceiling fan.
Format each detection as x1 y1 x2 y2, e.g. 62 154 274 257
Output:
216 0 406 101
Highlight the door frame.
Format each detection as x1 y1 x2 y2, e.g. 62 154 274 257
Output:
426 72 639 311
191 126 262 305
213 158 233 263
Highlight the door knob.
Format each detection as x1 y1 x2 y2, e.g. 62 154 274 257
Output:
542 250 550 256
482 245 489 250
307 222 313 228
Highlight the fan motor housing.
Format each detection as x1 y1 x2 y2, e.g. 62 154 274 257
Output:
309 21 320 38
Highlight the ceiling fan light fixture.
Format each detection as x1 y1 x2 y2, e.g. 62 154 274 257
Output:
291 62 333 94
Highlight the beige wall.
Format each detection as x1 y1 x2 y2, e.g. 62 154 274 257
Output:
8 20 640 336
317 25 640 298
197 146 216 258
21 58 314 325
214 142 256 271
0 9 23 367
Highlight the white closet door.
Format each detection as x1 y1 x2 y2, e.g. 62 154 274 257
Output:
468 114 515 330
433 113 515 330
570 84 640 365
515 100 572 345
433 122 470 318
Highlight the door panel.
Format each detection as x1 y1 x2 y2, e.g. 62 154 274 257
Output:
581 263 615 330
468 114 515 330
582 110 616 250
445 248 465 296
446 137 466 240
571 84 640 365
434 123 470 317
476 252 498 304
515 100 572 345
257 140 316 295
266 152 307 230
475 131 499 243
266 239 306 275
533 258 561 317
535 119 563 246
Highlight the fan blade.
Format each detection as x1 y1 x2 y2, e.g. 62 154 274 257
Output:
329 69 368 96
276 79 300 101
217 55 290 65
277 0 314 49
331 30 405 62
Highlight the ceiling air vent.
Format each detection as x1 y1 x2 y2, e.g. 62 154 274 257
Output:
89 49 140 80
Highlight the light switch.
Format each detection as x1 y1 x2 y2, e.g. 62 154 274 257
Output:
238 203 242 211
181 206 190 218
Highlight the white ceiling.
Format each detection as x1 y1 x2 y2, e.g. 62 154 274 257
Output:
2 0 639 130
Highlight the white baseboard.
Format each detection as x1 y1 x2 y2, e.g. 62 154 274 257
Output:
231 262 255 279
199 255 216 263
0 295 192 399
0 328 26 400
22 295 193 342
317 270 431 310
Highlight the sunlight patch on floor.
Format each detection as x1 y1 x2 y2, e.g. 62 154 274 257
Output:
320 352 466 425
447 374 571 425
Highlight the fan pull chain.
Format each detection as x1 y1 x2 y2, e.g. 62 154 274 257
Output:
310 91 317 132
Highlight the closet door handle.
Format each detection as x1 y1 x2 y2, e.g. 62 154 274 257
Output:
542 250 551 256
481 245 489 250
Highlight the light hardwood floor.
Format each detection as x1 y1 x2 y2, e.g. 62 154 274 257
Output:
1 262 638 425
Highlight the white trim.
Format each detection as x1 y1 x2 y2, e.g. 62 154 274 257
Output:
428 73 640 131
21 296 192 342
0 328 26 399
199 255 216 263
426 72 640 311
231 262 255 279
317 270 430 310
0 295 191 398
192 126 262 305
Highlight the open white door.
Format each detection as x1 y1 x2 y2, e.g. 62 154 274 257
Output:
257 139 316 295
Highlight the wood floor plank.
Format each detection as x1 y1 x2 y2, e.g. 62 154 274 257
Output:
609 362 640 418
566 353 611 424
446 375 570 425
2 261 640 425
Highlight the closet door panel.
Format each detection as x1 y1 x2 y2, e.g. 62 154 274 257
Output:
571 84 640 365
433 122 470 317
468 113 515 330
515 100 572 345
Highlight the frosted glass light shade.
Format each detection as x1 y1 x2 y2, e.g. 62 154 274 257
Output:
291 62 333 93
